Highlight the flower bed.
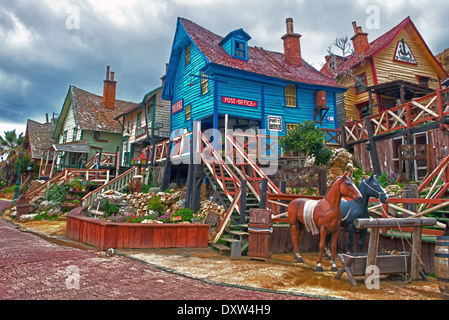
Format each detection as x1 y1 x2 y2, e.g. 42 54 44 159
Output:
66 206 209 250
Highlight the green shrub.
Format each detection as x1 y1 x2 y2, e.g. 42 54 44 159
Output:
45 184 67 203
35 211 58 221
147 196 164 215
102 199 119 218
173 208 194 222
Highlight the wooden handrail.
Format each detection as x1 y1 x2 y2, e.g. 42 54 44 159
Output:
226 133 281 195
82 166 137 207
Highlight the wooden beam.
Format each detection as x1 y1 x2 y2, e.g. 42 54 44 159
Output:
354 217 437 228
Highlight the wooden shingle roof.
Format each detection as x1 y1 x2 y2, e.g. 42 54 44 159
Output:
25 119 58 160
179 18 345 89
70 86 138 134
320 17 448 79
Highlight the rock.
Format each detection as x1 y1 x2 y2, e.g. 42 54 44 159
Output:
148 187 161 194
47 207 61 217
204 211 221 227
18 213 38 222
326 148 355 187
168 182 178 189
39 200 55 211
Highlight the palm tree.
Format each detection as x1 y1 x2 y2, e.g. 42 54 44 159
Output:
0 130 25 184
0 130 24 160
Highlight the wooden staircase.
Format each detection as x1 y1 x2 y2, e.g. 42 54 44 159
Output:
198 130 282 255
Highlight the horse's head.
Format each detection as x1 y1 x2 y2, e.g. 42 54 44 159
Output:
339 172 363 203
363 174 388 204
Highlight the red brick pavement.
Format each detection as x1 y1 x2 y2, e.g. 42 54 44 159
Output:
0 200 315 301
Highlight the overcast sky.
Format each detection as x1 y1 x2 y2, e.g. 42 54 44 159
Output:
1 0 448 138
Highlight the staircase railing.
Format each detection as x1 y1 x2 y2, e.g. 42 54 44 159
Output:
225 132 282 202
199 131 241 209
82 166 138 207
26 168 110 204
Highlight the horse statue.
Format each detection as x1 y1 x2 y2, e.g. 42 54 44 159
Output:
287 172 363 272
325 174 388 255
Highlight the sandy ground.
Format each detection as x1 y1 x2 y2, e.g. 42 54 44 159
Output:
2 211 444 300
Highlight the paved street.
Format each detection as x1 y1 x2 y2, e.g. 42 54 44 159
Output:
0 200 312 302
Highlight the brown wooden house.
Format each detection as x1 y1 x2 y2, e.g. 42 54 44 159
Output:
321 17 448 127
321 17 449 181
24 115 58 177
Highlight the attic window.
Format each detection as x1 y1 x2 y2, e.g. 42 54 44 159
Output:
234 40 247 60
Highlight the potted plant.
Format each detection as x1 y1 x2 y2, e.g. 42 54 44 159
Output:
73 179 81 191
73 199 80 207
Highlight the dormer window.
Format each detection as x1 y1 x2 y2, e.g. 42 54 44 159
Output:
234 40 247 60
219 28 251 62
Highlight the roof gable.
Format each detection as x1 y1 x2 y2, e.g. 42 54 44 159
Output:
26 119 58 159
321 17 448 79
53 86 138 138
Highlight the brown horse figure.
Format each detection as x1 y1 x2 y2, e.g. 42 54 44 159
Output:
287 173 363 271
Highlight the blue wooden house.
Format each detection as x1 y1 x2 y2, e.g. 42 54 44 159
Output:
162 17 346 150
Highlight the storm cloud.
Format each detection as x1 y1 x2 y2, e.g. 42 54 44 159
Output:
1 0 448 135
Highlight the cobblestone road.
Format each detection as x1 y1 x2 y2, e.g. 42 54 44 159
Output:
0 200 312 301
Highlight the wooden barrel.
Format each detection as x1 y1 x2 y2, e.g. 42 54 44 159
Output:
434 236 449 300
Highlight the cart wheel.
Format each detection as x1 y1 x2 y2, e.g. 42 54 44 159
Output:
129 178 141 193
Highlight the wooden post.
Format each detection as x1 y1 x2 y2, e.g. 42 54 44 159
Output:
190 163 203 212
239 179 247 224
161 142 172 191
403 184 419 216
259 178 267 209
280 180 286 214
365 117 382 176
49 151 57 178
365 227 379 283
411 226 423 280
185 154 193 209
97 148 103 169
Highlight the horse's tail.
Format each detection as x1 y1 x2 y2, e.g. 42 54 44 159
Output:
288 199 303 226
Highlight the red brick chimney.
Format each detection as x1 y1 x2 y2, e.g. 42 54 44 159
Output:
282 18 302 66
103 66 116 110
351 21 369 55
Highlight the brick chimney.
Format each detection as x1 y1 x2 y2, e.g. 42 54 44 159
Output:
103 66 116 110
282 18 302 66
351 21 369 55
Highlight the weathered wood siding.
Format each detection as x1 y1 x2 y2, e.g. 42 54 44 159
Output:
170 22 212 133
82 130 122 160
58 101 81 143
153 90 171 138
341 59 375 122
341 23 444 124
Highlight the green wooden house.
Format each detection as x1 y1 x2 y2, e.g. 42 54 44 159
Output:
51 66 138 172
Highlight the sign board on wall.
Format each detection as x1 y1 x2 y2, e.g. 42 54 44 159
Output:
222 96 258 108
172 99 183 114
267 115 282 132
394 39 417 65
